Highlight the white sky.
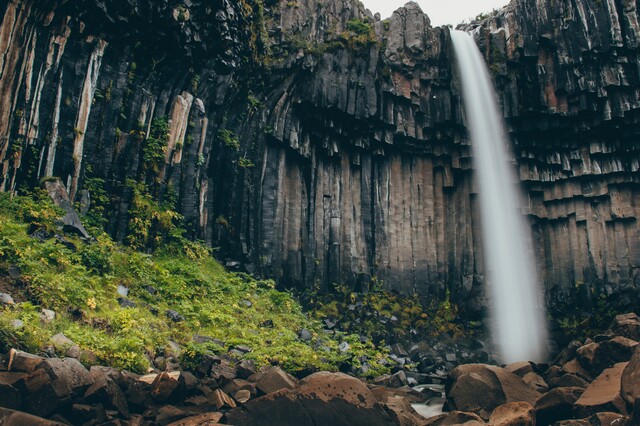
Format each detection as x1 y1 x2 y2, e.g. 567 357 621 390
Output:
359 0 510 27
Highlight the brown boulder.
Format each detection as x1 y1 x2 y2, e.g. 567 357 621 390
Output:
84 374 130 418
155 405 188 426
166 412 223 426
573 362 628 417
255 366 297 395
554 412 627 425
609 313 640 341
225 372 395 426
0 383 21 410
621 345 640 405
576 343 599 371
210 389 236 410
7 349 43 373
233 389 252 404
374 389 430 426
35 358 94 399
522 372 549 393
549 373 589 389
151 371 183 402
594 337 637 369
424 411 485 425
445 364 541 419
0 407 66 425
505 362 534 378
488 401 535 426
20 369 61 417
561 360 592 382
534 386 584 425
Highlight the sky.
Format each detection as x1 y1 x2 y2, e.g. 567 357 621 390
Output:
359 0 511 27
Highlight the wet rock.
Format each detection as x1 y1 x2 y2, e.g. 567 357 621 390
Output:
488 401 535 426
373 370 409 388
534 386 584 425
574 362 628 417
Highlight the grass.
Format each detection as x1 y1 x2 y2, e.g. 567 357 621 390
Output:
0 191 390 377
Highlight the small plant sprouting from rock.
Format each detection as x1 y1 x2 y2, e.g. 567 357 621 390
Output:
217 129 240 151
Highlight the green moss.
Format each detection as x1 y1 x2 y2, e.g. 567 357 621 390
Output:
142 117 170 177
0 193 390 377
217 129 240 151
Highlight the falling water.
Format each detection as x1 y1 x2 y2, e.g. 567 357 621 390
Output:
450 30 547 363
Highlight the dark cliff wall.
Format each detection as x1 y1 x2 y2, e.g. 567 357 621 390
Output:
0 0 638 314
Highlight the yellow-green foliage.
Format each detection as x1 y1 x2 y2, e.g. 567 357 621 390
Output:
0 193 389 377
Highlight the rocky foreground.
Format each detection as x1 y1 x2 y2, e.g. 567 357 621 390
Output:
0 313 639 425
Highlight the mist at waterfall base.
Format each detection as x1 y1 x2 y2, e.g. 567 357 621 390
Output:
450 31 548 364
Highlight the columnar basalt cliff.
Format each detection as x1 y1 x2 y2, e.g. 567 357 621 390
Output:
0 0 638 313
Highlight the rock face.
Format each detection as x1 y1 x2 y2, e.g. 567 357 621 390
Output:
0 0 638 310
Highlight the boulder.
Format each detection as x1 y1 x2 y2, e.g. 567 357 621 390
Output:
561 359 592 382
621 345 640 405
609 313 640 341
8 349 43 373
151 371 183 402
44 180 91 239
35 358 94 399
573 362 628 417
155 405 188 426
575 343 599 371
373 370 409 388
534 386 584 425
0 383 21 410
0 407 66 425
594 337 637 370
210 389 236 410
0 293 15 305
233 389 252 404
255 366 297 395
166 412 223 426
488 401 535 426
84 373 130 418
236 359 256 379
553 412 627 425
69 404 108 425
445 364 541 419
522 372 549 393
373 388 430 426
505 362 534 378
424 411 485 425
549 373 589 389
225 372 395 426
20 369 61 417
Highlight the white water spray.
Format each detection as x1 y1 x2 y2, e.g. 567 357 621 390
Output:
450 30 547 363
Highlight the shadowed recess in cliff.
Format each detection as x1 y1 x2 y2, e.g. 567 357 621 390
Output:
451 30 547 363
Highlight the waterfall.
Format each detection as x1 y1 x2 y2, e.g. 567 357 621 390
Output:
450 30 548 363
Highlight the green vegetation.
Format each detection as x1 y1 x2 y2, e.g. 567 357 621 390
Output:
335 19 377 51
217 129 240 151
306 283 468 342
142 117 170 177
0 192 390 377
